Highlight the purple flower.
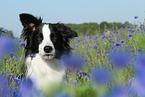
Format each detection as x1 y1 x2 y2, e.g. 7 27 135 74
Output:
93 46 97 49
17 39 22 42
129 29 134 32
128 34 133 37
114 42 121 46
114 31 118 33
78 70 83 75
135 54 145 71
120 40 124 43
134 54 145 96
86 48 89 50
0 75 13 96
0 37 15 55
29 54 35 58
9 52 15 57
97 51 100 53
96 55 100 57
84 76 88 80
137 49 141 52
91 67 112 84
108 85 128 97
15 58 19 63
62 55 83 71
85 33 90 36
12 77 20 84
17 79 43 97
104 26 108 28
8 73 14 76
134 16 138 19
20 42 27 47
1 29 7 33
109 50 131 68
84 59 88 62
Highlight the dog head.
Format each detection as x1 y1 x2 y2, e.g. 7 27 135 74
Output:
20 13 77 59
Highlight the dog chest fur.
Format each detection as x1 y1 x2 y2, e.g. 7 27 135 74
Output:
25 54 66 88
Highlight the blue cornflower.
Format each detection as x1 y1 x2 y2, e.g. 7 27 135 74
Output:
114 42 121 46
78 70 83 75
108 85 128 97
0 75 13 96
110 27 113 29
97 51 100 53
20 42 27 47
81 55 85 58
105 51 110 53
8 73 14 76
1 29 7 33
62 55 83 71
134 16 138 19
86 48 89 50
17 79 43 97
120 40 124 43
128 34 133 37
128 29 134 32
12 77 20 84
95 42 98 45
93 46 97 49
96 55 100 57
29 54 35 58
17 39 22 42
84 76 88 80
123 24 127 27
104 26 108 28
9 52 15 57
109 50 131 68
1 29 5 32
91 67 112 84
114 31 118 33
15 58 19 63
0 37 15 55
84 59 88 62
102 35 106 39
137 49 141 52
70 78 72 81
135 54 145 70
85 33 90 36
134 54 145 96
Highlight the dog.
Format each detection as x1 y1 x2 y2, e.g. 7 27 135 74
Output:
19 13 77 89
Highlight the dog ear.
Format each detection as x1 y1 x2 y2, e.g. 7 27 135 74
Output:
19 13 42 31
56 23 78 38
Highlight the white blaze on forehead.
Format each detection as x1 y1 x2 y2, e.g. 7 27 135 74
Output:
42 24 53 46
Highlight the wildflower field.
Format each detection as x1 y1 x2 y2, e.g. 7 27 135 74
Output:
1 17 145 97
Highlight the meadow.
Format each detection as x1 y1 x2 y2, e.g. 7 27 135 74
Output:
0 17 145 97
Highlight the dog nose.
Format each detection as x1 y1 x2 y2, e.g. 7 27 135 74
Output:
44 46 53 53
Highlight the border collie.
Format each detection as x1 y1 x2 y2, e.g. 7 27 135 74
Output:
19 13 77 89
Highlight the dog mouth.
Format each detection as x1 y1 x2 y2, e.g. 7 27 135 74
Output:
44 54 54 56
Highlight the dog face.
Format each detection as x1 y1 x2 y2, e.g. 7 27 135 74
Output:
20 13 77 59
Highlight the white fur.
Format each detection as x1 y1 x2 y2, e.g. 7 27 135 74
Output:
26 24 66 89
39 24 55 59
26 54 66 89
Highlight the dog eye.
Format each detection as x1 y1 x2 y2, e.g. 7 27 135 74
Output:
53 37 57 40
37 37 42 40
